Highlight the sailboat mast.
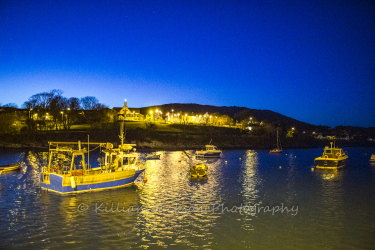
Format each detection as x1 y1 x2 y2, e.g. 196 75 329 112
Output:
277 129 279 149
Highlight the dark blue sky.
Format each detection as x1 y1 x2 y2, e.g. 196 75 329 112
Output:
1 0 374 127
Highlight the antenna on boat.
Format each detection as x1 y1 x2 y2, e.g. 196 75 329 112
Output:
117 99 128 147
88 134 89 170
118 116 125 146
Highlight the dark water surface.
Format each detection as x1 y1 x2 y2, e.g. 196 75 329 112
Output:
0 147 374 249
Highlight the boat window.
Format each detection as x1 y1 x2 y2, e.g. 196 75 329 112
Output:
129 157 136 164
325 150 332 154
123 157 129 165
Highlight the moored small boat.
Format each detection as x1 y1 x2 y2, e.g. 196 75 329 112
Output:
0 162 22 172
314 141 348 169
270 129 282 154
196 145 222 158
370 154 375 162
146 153 161 160
189 164 207 178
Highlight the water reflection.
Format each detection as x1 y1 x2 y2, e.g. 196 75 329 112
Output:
238 150 262 232
136 150 223 248
1 148 375 248
312 168 344 246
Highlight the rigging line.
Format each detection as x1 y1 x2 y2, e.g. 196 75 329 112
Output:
88 145 101 152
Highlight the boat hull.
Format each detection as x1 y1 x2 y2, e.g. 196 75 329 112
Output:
269 149 282 154
0 162 22 172
314 157 347 169
146 154 161 160
40 170 144 194
196 152 221 158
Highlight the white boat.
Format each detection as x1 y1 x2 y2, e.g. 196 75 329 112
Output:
314 141 348 169
196 145 222 158
270 129 282 154
146 153 161 160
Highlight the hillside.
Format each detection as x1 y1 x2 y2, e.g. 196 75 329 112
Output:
140 103 316 130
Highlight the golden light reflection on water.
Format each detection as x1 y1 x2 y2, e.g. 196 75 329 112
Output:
312 168 344 245
135 150 224 248
240 150 261 232
241 150 260 203
3 148 374 248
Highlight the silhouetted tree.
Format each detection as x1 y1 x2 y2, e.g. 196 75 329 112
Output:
68 97 81 110
50 95 68 130
80 96 99 110
2 103 18 108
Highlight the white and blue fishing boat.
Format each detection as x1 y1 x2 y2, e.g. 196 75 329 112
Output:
40 114 145 194
40 140 144 194
196 144 222 158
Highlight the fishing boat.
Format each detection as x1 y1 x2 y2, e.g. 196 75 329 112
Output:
39 140 145 194
196 144 222 158
0 162 22 172
269 129 282 154
314 141 348 169
189 164 207 178
370 154 375 162
40 113 145 194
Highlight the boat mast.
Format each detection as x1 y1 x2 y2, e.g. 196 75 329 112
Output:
277 129 279 149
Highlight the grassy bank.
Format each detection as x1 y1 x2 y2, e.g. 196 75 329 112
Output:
0 121 373 151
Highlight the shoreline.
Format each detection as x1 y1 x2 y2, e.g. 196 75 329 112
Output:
0 139 374 151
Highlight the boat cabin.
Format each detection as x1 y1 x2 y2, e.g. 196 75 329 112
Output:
322 146 345 158
205 145 219 151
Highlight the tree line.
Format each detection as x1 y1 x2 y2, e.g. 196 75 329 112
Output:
0 90 116 135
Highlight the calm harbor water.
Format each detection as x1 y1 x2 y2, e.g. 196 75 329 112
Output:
0 147 375 249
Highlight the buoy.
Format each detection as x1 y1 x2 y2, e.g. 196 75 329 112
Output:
295 156 296 158
71 176 76 189
143 177 148 183
239 158 241 160
225 161 227 164
279 166 282 169
311 168 314 171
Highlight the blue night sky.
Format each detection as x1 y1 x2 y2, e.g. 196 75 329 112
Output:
1 0 374 128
